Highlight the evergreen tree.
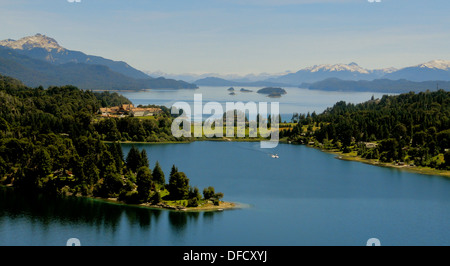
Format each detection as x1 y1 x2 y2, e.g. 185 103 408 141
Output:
108 142 124 174
152 161 165 185
136 166 153 202
170 165 178 179
126 145 141 173
168 172 190 200
99 150 116 178
84 159 100 186
138 149 149 169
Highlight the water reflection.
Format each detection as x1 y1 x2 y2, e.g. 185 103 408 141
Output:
0 186 222 245
168 211 202 231
0 187 123 229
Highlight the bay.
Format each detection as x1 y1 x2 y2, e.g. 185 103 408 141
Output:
1 142 449 246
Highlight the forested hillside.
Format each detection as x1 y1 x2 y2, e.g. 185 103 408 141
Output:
0 75 216 208
284 91 450 170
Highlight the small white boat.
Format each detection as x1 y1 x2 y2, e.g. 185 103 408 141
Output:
271 154 279 159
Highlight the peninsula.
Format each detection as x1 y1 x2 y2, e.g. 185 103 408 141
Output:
0 74 236 212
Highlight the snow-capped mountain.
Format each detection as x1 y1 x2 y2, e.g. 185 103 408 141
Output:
416 59 450 70
266 60 450 85
304 62 370 74
265 62 389 85
384 60 450 82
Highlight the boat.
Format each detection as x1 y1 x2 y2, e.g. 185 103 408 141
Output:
271 154 279 159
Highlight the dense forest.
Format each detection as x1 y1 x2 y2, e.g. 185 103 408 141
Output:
283 91 450 170
0 74 222 208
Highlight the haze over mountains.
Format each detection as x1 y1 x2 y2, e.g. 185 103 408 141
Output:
191 61 450 88
0 34 197 90
0 34 449 93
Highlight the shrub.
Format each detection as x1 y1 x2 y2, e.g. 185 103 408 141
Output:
119 190 140 204
150 191 162 204
187 197 199 207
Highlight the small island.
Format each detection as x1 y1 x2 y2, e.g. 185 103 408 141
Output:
257 87 287 97
227 87 235 91
240 88 253 93
267 93 283 98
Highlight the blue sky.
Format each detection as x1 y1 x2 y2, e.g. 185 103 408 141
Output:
0 0 449 74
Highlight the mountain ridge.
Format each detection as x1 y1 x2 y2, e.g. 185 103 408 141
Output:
302 78 450 93
193 60 450 87
0 34 198 90
0 34 150 80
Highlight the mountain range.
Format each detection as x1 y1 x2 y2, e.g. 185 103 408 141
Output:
193 60 450 87
266 62 396 85
1 34 449 93
0 34 197 90
302 78 450 93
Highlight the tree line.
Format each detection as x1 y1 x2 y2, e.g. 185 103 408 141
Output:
283 90 450 170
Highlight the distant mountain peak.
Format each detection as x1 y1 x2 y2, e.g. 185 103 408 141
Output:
304 63 370 74
416 59 450 70
0 33 65 52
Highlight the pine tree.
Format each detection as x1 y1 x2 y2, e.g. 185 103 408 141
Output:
126 145 141 173
168 172 190 200
108 142 123 174
170 164 178 179
138 149 149 169
153 161 165 185
136 166 153 202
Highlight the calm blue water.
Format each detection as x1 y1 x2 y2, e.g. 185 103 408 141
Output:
1 142 449 246
120 86 393 122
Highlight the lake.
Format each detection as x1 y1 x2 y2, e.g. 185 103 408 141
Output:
1 141 449 246
119 86 394 122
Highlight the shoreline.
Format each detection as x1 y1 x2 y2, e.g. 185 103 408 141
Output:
0 185 242 213
313 146 450 179
78 195 242 213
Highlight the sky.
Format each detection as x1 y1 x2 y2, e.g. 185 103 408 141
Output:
0 0 449 75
